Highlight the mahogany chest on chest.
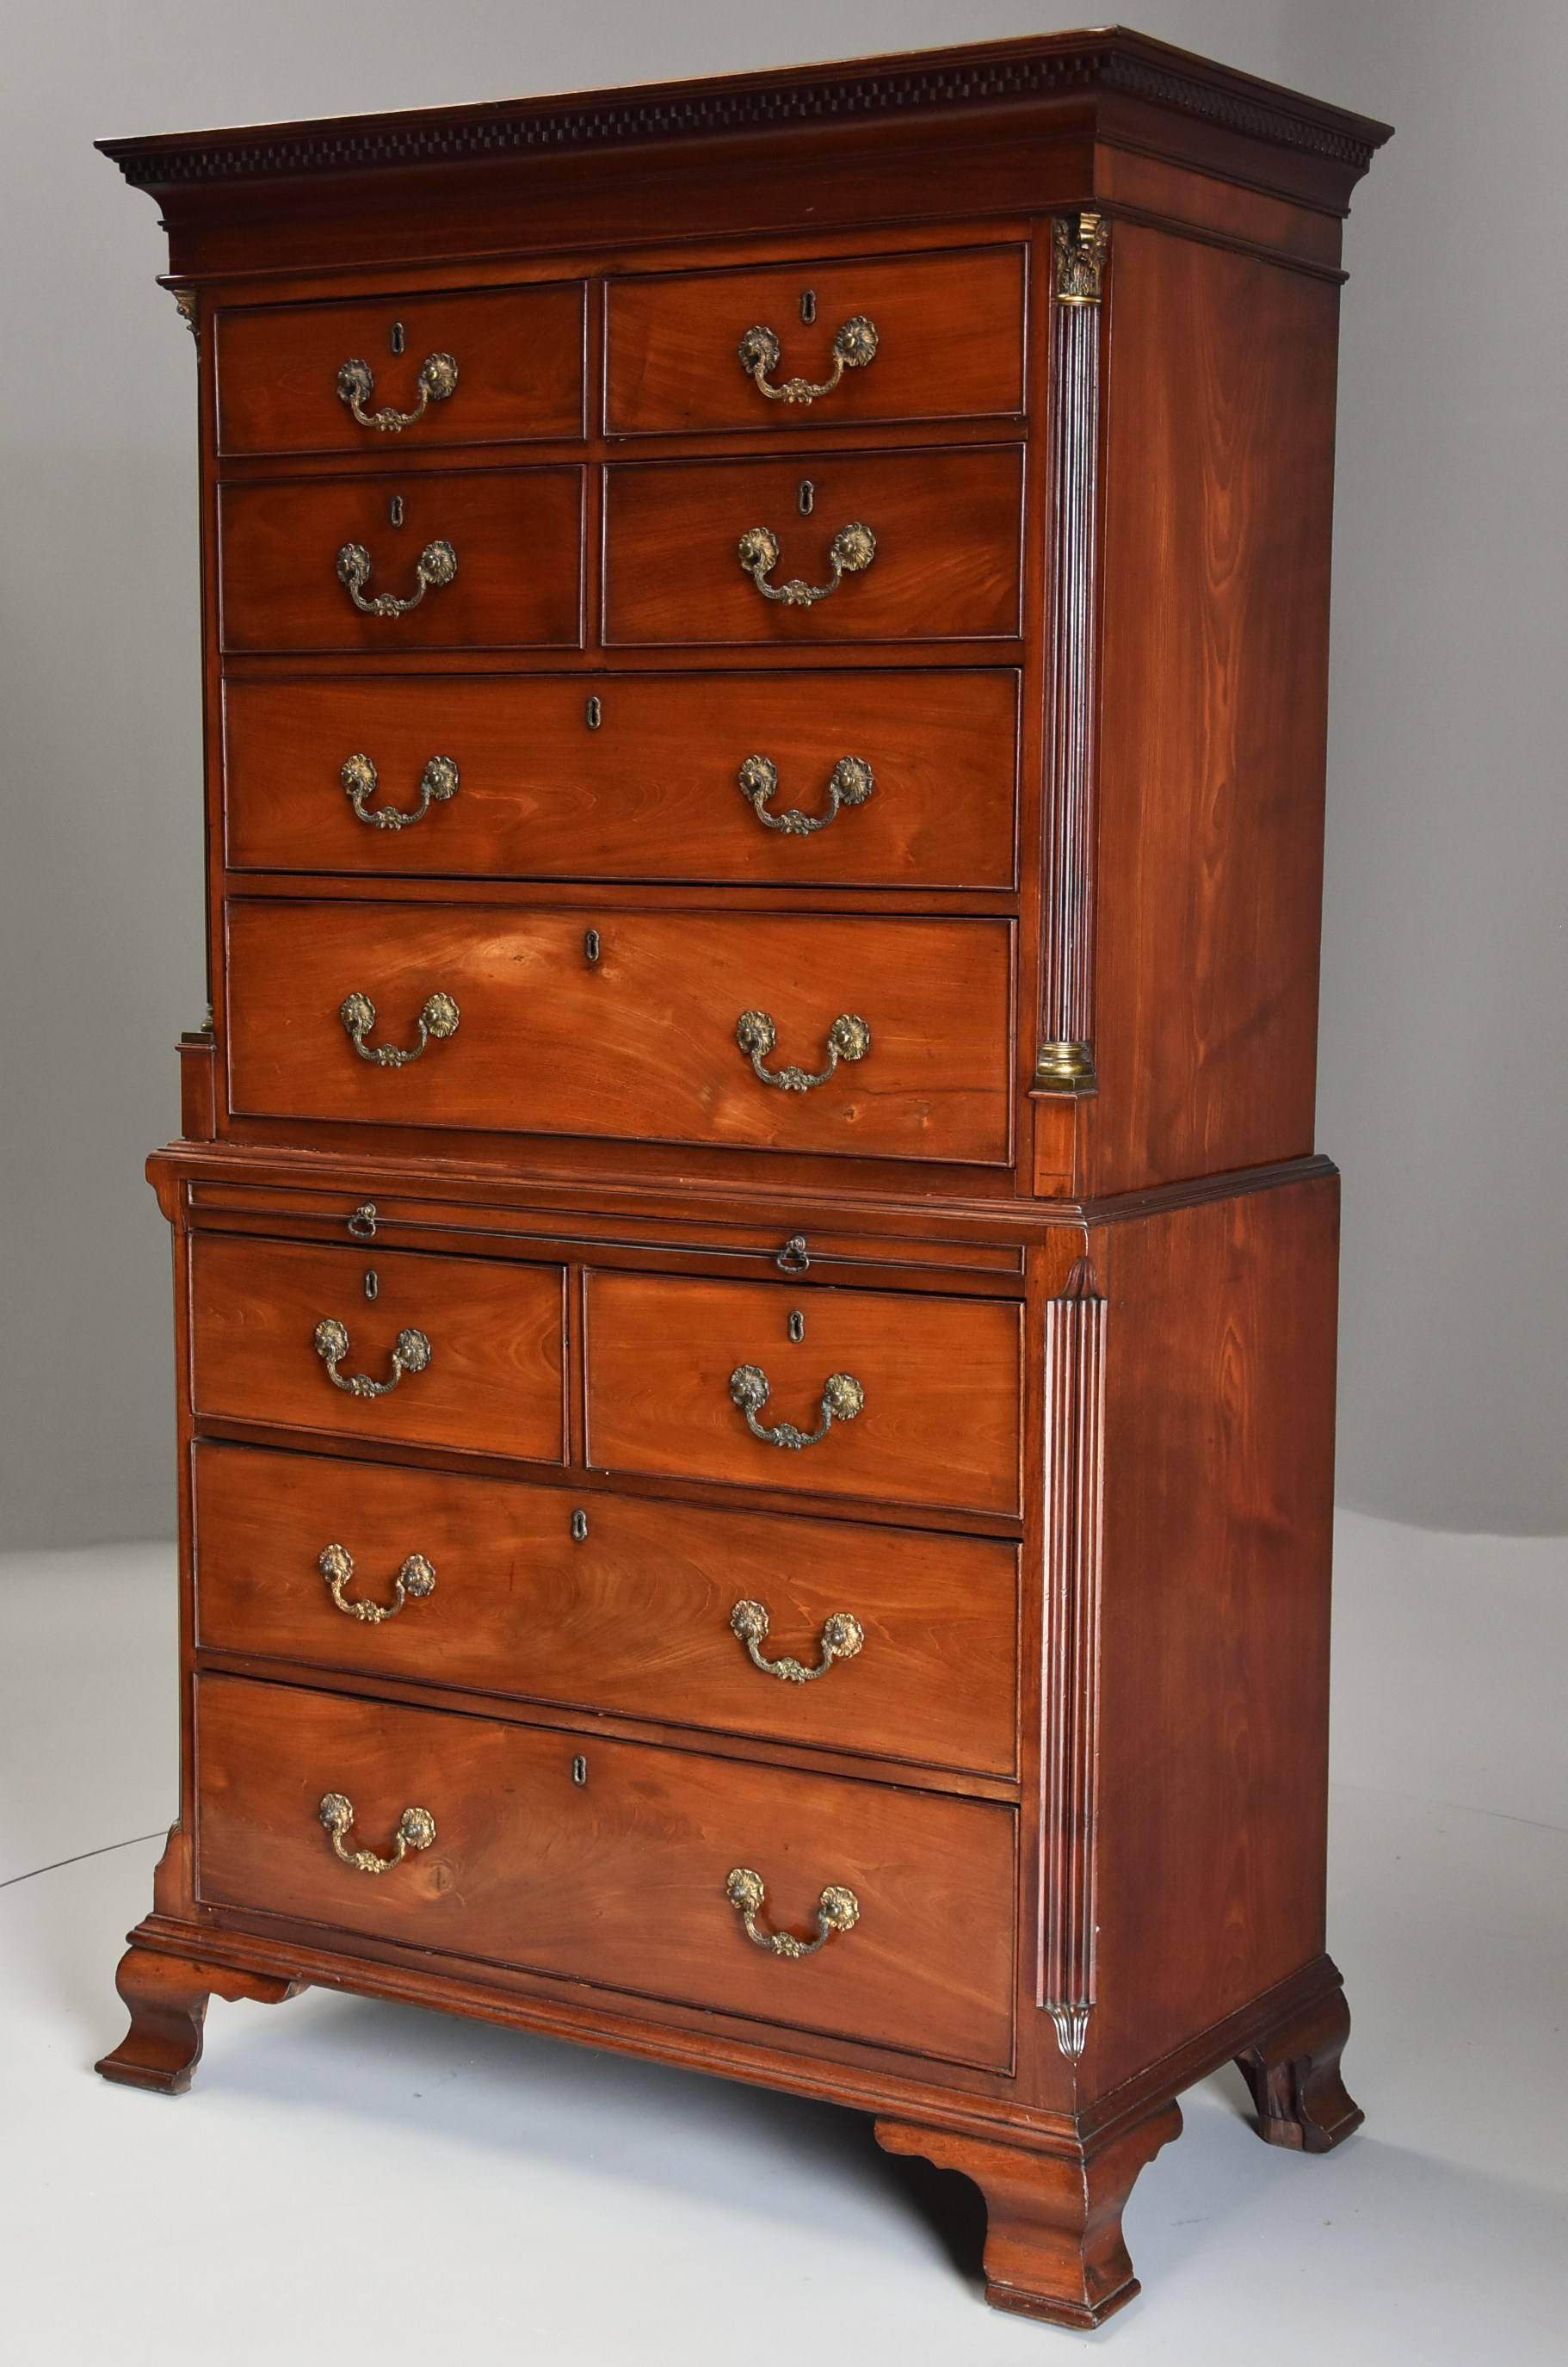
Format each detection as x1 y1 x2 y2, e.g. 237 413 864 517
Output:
96 29 1390 2327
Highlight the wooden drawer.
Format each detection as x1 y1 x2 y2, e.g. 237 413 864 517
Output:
217 469 583 654
215 283 585 458
194 1443 1019 1778
189 1235 566 1462
605 246 1025 436
225 899 1014 1165
603 448 1023 646
585 1272 1022 1516
194 1672 1016 2067
223 670 1019 889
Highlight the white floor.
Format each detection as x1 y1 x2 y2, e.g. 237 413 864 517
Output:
3 1516 1565 2365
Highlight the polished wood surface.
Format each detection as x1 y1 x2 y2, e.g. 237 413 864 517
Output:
194 1441 1020 1776
194 1672 1017 2067
218 468 584 653
584 1270 1022 1515
603 447 1024 646
215 281 586 457
189 1233 567 1462
605 244 1025 436
222 668 1020 886
225 899 1015 1163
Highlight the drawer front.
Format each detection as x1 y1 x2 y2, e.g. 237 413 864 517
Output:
585 1272 1022 1516
605 246 1025 436
218 469 584 654
194 1443 1019 1778
225 900 1014 1165
223 670 1020 889
603 448 1023 646
189 1235 566 1462
194 1672 1016 2067
215 283 586 458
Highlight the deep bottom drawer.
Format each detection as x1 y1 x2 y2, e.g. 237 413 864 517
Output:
194 1673 1016 2069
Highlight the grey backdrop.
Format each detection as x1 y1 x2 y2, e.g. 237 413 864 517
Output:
2 0 1563 1547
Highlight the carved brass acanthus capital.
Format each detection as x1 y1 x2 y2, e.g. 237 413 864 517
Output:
169 287 199 341
1053 213 1109 306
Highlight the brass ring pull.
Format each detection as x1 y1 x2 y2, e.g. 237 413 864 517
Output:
336 350 459 432
737 315 879 405
725 1866 861 1957
336 538 457 617
341 751 460 831
318 1542 437 1622
738 522 875 608
730 1599 865 1683
738 753 874 836
318 1792 436 1875
730 1363 865 1450
312 1317 432 1398
339 989 460 1066
736 1009 870 1091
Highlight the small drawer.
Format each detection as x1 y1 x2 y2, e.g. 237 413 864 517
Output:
194 1443 1019 1778
217 468 583 654
194 1672 1016 2067
223 669 1020 890
603 447 1023 646
585 1272 1022 1517
189 1234 566 1463
225 899 1014 1165
215 282 586 458
605 245 1025 436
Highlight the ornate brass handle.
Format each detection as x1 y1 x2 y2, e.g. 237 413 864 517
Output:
318 1542 437 1622
729 1363 865 1450
725 1866 861 1957
339 989 460 1066
738 753 874 836
341 751 460 831
735 1009 869 1091
313 1318 432 1398
730 1599 864 1683
318 1792 436 1874
737 316 879 405
738 522 876 608
336 538 457 617
336 350 459 432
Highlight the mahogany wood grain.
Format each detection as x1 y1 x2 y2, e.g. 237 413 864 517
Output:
218 468 584 653
215 281 585 458
604 245 1025 436
194 1672 1017 2067
584 1270 1022 1516
222 668 1020 887
194 1441 1020 1777
1083 224 1340 1195
1079 1171 1339 2098
224 899 1015 1165
189 1233 566 1462
603 447 1023 646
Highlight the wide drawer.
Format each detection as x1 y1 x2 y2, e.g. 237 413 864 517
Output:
605 245 1025 436
585 1272 1022 1517
194 1672 1016 2067
194 1443 1019 1778
189 1235 566 1462
222 670 1020 889
218 469 584 653
225 899 1015 1165
603 447 1023 645
215 282 586 458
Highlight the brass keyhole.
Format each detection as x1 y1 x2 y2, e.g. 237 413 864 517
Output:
798 479 815 516
363 1269 379 1301
788 1309 805 1344
571 1509 589 1542
583 929 602 966
585 695 602 730
389 494 404 528
390 319 405 355
571 1755 589 1787
799 288 817 324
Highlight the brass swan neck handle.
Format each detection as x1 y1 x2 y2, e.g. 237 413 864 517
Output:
738 522 876 607
729 1363 865 1451
312 1318 432 1399
318 1792 436 1875
318 1542 437 1622
339 989 460 1066
336 350 459 432
730 1599 865 1683
735 1009 870 1091
341 751 460 831
336 538 457 617
725 1866 861 1957
737 315 879 405
738 753 874 836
